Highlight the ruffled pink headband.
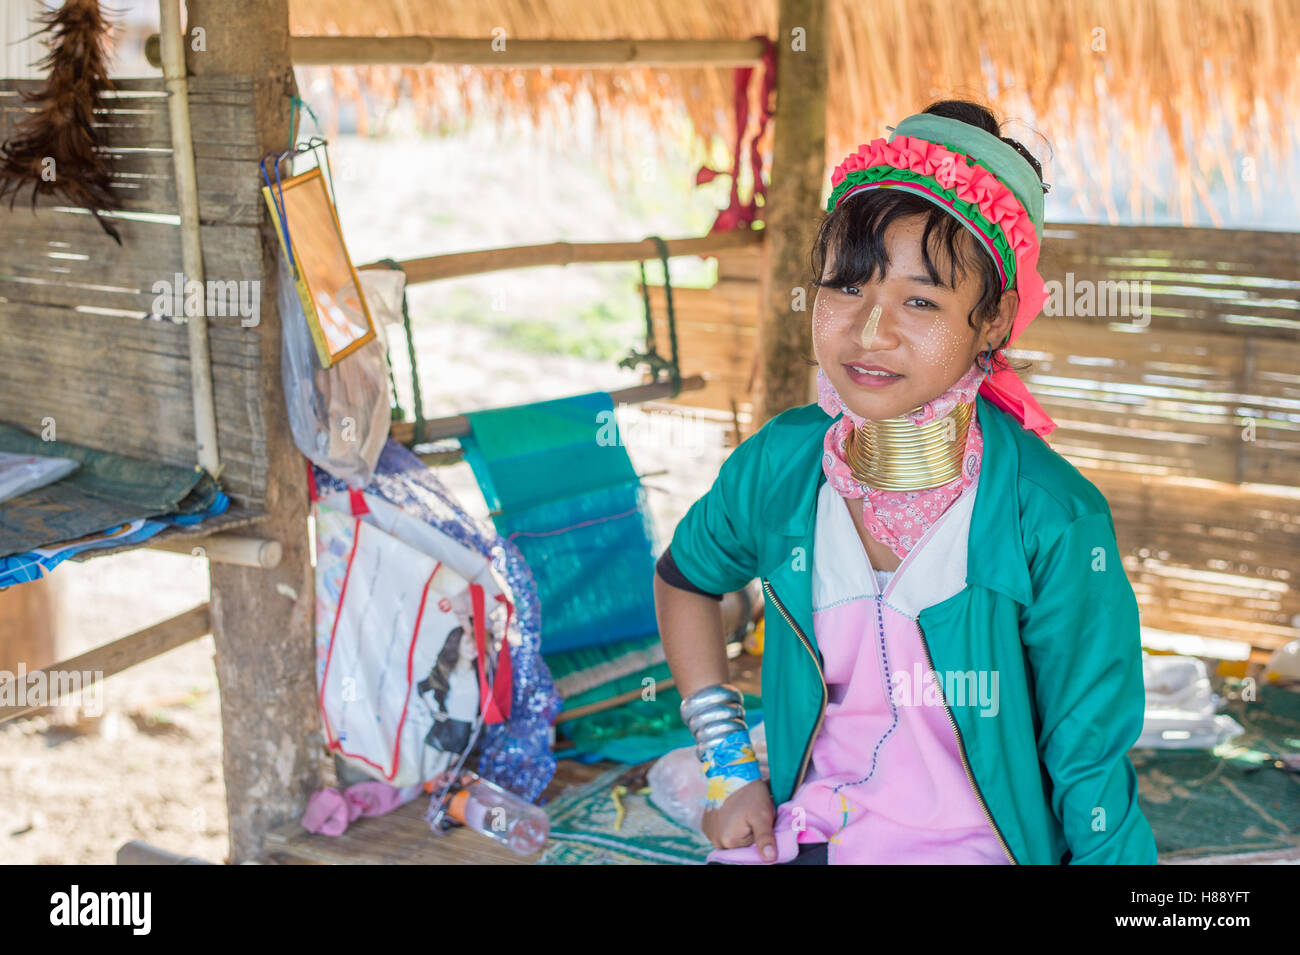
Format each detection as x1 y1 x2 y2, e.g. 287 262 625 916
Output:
827 113 1056 438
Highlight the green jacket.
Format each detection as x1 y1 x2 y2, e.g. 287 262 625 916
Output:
668 393 1158 865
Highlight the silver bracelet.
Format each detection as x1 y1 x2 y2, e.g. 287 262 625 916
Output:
680 683 748 757
679 683 742 720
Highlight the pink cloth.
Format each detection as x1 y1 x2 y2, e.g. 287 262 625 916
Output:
301 780 424 836
707 478 1009 865
818 362 984 560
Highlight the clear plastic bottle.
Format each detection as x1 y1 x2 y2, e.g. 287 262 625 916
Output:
438 772 549 855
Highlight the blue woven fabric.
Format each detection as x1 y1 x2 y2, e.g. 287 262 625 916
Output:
460 391 660 655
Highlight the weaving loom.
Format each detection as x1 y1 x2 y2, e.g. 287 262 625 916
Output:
380 240 707 759
459 391 684 757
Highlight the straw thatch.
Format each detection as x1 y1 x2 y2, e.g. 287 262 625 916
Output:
286 0 1300 226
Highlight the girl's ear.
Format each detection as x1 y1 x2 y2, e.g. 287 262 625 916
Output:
990 288 1019 347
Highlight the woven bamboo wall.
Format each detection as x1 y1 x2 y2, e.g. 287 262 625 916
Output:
651 224 1300 653
0 76 268 508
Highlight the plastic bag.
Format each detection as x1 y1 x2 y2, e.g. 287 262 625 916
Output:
1137 652 1245 749
313 484 515 788
647 721 768 832
280 255 403 488
0 451 79 503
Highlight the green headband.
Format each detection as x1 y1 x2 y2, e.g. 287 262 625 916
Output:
889 113 1045 245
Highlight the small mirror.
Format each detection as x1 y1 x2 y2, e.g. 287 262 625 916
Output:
262 166 375 367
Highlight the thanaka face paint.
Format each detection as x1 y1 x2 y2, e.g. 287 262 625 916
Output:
860 304 882 349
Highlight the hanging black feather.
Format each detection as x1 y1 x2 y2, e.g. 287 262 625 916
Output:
0 0 123 244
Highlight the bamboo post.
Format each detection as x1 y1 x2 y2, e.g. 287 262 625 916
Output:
757 0 830 425
158 0 221 480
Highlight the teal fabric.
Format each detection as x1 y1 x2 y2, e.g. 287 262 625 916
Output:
560 710 764 766
460 391 660 655
668 395 1158 865
0 424 220 558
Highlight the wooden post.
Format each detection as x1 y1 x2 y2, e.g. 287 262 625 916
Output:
756 0 830 425
184 0 323 864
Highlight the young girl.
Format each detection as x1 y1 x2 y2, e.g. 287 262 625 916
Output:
654 99 1157 865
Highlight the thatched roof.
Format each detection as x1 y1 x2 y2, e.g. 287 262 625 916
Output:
292 2 1295 225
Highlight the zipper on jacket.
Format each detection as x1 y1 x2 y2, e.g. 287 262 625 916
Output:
916 619 1019 865
762 578 827 796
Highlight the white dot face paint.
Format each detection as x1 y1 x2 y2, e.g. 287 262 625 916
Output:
914 315 966 373
811 292 840 356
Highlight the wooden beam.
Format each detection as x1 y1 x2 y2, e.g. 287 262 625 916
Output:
117 840 217 864
292 36 769 67
757 0 829 425
186 0 325 866
148 35 767 70
0 604 211 724
148 533 283 569
389 374 708 445
358 230 762 285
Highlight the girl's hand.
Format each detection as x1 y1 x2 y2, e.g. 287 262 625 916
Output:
701 779 778 861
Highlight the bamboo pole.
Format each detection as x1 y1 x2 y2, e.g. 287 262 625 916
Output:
553 678 677 724
290 36 768 68
358 230 762 285
145 35 768 70
158 0 222 480
148 534 283 569
390 373 707 444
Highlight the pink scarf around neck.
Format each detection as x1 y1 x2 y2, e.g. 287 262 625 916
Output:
818 363 985 560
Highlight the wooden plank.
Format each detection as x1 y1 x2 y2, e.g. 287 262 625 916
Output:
0 604 211 723
0 302 268 508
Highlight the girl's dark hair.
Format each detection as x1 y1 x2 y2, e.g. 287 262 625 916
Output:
807 99 1045 375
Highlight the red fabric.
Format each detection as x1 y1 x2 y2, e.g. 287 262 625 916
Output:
348 487 369 516
698 36 776 234
469 584 513 725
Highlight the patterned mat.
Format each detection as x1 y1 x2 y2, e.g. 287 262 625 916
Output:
537 765 712 865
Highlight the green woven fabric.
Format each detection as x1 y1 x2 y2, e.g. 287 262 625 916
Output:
0 424 219 558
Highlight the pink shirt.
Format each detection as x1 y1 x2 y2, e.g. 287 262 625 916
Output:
707 475 1010 865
